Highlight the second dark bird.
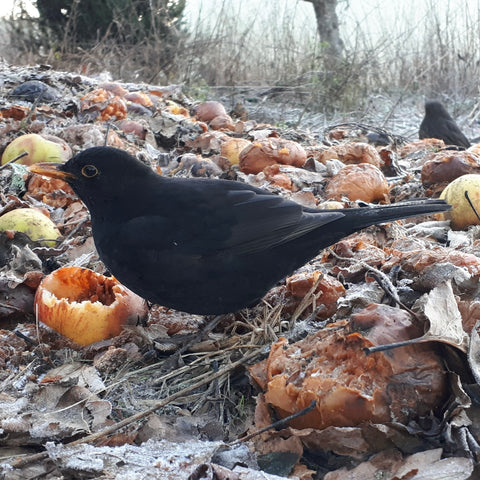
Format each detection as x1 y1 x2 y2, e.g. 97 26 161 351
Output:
30 147 451 315
419 100 470 148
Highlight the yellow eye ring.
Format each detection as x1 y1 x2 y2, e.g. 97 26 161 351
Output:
81 165 99 178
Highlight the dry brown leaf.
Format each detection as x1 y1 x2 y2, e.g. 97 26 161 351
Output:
368 281 469 354
418 280 469 351
324 448 473 480
468 325 480 384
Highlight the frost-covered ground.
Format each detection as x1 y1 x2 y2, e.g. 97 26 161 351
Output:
211 86 480 144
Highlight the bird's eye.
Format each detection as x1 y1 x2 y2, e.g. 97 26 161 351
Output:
81 165 99 178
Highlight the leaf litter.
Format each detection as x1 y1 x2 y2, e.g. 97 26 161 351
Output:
0 62 480 478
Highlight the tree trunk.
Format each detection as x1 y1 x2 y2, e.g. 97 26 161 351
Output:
304 0 344 58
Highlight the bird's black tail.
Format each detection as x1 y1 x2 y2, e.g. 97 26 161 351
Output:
336 198 450 231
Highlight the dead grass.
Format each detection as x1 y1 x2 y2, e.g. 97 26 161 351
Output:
1 1 480 113
93 286 323 437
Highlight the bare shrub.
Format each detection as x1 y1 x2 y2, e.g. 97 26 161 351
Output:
1 0 480 112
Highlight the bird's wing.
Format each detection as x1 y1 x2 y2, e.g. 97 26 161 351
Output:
109 186 345 257
218 189 344 255
443 120 470 147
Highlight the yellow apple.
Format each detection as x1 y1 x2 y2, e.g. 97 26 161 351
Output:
439 174 480 229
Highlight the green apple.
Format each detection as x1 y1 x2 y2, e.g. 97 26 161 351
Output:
1 133 71 166
0 208 61 246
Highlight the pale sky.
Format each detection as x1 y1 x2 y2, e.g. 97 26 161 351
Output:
0 0 37 17
1 0 479 46
0 0 13 16
182 0 480 47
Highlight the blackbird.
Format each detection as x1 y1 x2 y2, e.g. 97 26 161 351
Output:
30 147 451 315
419 100 470 148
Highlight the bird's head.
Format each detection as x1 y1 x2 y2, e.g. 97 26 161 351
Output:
424 100 450 119
29 146 157 215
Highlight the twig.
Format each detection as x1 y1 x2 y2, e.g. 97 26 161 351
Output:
0 152 28 170
155 314 225 375
468 100 480 127
464 191 480 223
9 349 260 468
104 123 112 146
327 248 420 322
364 337 425 355
365 270 418 319
0 302 22 312
61 218 90 243
290 273 324 325
380 49 452 130
228 400 317 447
14 329 38 346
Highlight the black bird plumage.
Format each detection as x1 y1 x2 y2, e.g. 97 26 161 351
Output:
419 100 470 148
30 147 451 315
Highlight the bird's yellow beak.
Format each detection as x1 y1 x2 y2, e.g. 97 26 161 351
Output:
29 163 76 181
